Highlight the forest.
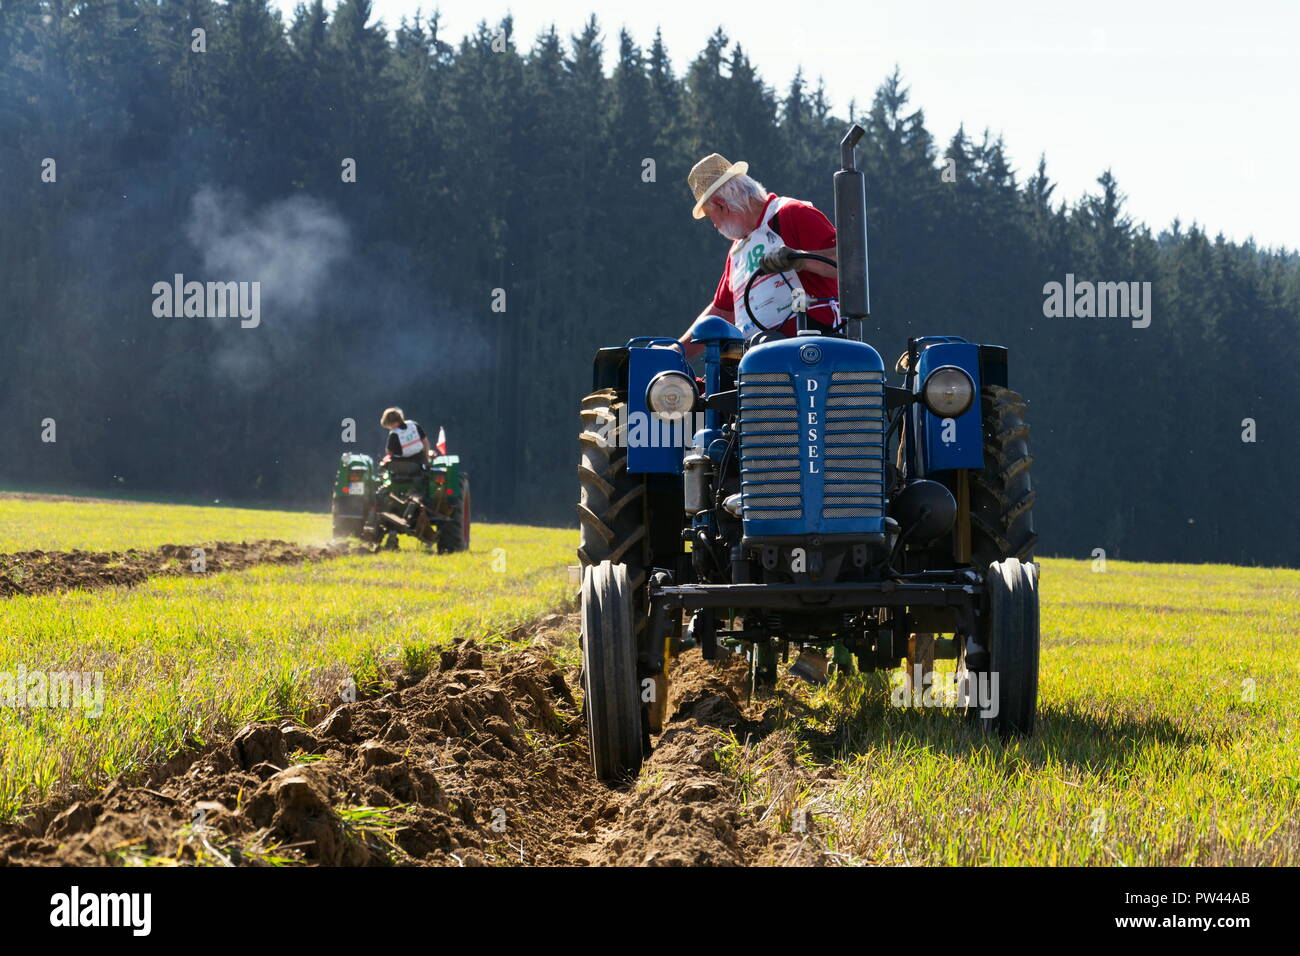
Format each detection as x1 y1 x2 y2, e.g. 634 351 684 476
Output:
2 0 1297 565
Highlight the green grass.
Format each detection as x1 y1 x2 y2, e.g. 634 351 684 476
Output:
0 497 331 553
717 558 1300 865
4 488 1297 867
0 522 573 820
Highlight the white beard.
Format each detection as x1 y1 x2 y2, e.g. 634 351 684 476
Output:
718 214 750 241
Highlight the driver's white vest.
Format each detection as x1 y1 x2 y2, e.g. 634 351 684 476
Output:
390 421 424 458
728 195 807 337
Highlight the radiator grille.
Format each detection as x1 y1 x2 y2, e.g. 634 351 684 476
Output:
738 372 801 520
737 367 888 525
821 370 886 520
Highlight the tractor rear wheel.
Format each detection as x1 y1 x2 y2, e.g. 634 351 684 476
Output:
438 474 470 553
963 558 1040 736
461 477 471 549
578 390 648 597
971 385 1036 567
582 561 644 782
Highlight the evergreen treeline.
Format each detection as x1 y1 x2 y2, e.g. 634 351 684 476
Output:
2 0 1297 566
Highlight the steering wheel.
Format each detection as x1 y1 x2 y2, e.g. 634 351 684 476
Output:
742 252 839 332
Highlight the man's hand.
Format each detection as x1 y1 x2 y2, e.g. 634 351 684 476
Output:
758 245 798 274
680 304 734 360
679 332 703 360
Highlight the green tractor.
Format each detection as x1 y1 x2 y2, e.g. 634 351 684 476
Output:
331 453 471 553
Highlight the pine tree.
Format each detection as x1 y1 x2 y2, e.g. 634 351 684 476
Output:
1 9 1297 557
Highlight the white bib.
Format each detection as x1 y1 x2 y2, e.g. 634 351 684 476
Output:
728 196 807 337
391 421 424 457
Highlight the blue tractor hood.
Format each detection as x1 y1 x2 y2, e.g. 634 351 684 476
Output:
736 334 888 540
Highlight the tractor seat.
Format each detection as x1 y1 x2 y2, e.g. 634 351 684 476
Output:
385 458 427 479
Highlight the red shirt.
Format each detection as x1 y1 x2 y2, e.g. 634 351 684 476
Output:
711 193 839 336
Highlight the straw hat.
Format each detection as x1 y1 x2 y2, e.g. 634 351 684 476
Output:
687 153 749 219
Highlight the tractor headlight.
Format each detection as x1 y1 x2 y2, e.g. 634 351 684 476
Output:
646 370 698 420
922 366 975 418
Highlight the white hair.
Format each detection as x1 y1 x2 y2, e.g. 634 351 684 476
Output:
714 173 768 212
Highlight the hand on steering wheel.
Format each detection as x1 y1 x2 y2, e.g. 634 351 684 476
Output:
742 251 838 334
757 245 797 275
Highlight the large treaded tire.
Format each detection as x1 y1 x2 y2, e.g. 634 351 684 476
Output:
582 561 643 782
577 389 647 632
971 385 1037 568
438 475 470 553
964 557 1040 736
578 389 659 733
462 477 471 549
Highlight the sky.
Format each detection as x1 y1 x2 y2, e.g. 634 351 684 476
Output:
272 0 1300 250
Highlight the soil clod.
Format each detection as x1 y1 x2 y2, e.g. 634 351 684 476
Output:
0 619 821 866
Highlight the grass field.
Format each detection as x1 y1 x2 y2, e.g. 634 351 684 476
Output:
720 558 1300 865
0 496 329 553
0 520 572 820
1 494 1296 864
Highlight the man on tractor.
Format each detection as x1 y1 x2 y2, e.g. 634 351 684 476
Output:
678 152 843 357
576 126 1040 783
376 407 434 550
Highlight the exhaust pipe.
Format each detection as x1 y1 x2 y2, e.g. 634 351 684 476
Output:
833 124 871 340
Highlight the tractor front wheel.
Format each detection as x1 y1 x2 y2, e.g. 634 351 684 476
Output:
582 561 644 783
578 389 658 731
963 557 1040 736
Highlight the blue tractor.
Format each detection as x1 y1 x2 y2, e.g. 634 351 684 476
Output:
577 125 1038 782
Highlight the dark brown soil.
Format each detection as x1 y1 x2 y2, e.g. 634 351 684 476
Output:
0 491 144 504
0 615 821 867
574 648 824 866
0 540 356 599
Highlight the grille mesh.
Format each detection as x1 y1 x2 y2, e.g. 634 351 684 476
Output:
821 373 885 520
821 374 883 522
738 373 801 519
831 371 885 382
742 482 800 495
738 367 887 524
